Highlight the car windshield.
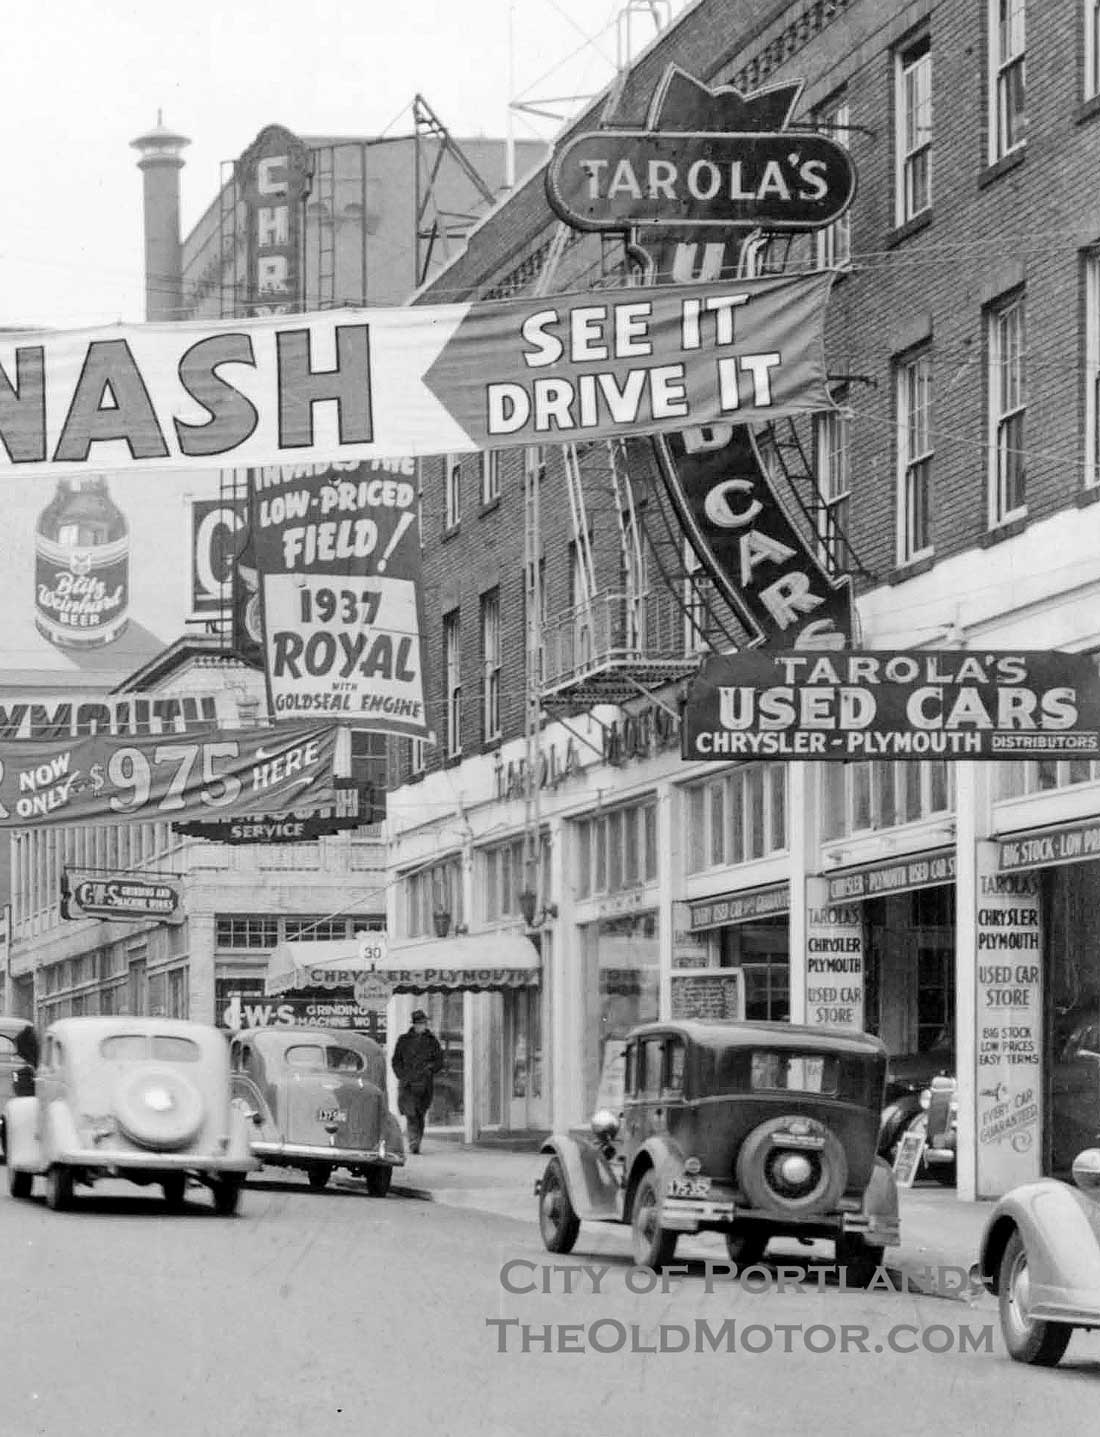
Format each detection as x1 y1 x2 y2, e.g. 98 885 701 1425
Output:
749 1051 839 1095
285 1044 363 1073
100 1035 201 1063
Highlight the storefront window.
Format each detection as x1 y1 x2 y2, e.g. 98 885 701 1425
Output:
863 887 955 1059
423 992 464 1127
684 766 787 873
720 919 790 1022
1043 863 1100 1174
823 761 954 839
582 912 659 1113
997 758 1100 799
403 857 464 938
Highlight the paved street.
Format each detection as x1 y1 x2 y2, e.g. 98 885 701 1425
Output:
4 1166 1099 1437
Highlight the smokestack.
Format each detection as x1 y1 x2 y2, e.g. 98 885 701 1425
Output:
131 111 190 321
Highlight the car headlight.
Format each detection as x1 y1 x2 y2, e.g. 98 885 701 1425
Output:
919 1089 931 1110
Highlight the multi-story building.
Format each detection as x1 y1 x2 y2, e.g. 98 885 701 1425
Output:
381 0 1100 1197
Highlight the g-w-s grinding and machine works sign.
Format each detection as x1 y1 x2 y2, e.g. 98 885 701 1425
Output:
682 651 1100 761
546 66 859 651
247 462 428 734
62 873 182 923
0 274 834 475
0 722 336 827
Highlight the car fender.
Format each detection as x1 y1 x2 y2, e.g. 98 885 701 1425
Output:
4 1098 44 1173
43 1099 80 1162
879 1096 922 1155
540 1134 620 1222
623 1137 684 1221
382 1110 405 1158
861 1155 900 1224
979 1182 1100 1320
225 1103 258 1165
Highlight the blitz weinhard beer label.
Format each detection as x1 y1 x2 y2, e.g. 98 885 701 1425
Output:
35 475 129 648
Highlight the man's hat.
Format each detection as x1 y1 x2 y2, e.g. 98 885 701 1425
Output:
411 1009 428 1023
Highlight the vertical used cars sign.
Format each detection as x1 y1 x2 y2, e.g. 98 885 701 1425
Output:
682 651 1100 761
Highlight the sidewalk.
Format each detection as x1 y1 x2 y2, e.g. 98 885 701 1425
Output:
389 1140 993 1281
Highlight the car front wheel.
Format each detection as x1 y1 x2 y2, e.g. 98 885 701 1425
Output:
365 1165 392 1198
836 1234 885 1288
8 1167 32 1200
46 1164 74 1212
212 1177 243 1216
998 1229 1073 1366
631 1171 678 1270
538 1157 580 1254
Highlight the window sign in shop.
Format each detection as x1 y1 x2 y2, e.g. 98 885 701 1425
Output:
672 903 712 969
596 1039 628 1114
688 884 789 930
804 878 863 1031
684 650 1100 761
826 850 955 904
974 844 1042 1196
998 818 1100 872
670 970 743 1021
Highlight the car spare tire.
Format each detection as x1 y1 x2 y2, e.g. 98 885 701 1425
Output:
113 1067 205 1151
736 1115 847 1216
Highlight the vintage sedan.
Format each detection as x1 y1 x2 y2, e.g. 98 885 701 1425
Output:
0 1018 38 1160
228 1027 404 1195
536 1020 900 1283
974 1148 1100 1365
4 1016 257 1213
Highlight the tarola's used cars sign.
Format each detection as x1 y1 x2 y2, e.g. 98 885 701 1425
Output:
0 274 834 474
682 650 1100 761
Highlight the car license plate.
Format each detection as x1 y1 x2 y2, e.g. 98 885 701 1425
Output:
316 1107 347 1124
667 1176 711 1198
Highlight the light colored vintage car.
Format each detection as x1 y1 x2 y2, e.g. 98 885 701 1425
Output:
228 1026 405 1195
974 1148 1100 1366
4 1016 257 1214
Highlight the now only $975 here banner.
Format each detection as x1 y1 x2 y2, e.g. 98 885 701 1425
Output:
0 273 835 474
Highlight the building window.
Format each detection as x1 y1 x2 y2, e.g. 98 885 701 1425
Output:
480 588 502 742
897 351 933 562
575 799 659 899
481 451 500 505
445 455 461 530
408 736 426 775
685 766 788 874
996 755 1100 798
403 858 464 938
815 406 850 567
821 761 954 841
1088 0 1100 99
215 916 279 949
988 294 1027 524
443 610 461 758
991 0 1026 161
816 98 851 268
1086 253 1100 489
897 33 932 223
283 918 350 942
484 835 550 920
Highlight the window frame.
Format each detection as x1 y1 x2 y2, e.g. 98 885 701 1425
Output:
1087 0 1100 101
480 450 500 506
989 0 1027 163
480 587 502 743
1086 252 1100 490
896 349 934 563
444 455 462 530
896 32 932 224
443 609 462 758
814 404 851 567
815 97 852 269
987 292 1027 527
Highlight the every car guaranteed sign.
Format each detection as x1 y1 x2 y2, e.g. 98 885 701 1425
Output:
682 650 1100 761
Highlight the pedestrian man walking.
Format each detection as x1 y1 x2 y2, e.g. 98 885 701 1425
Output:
392 1009 444 1154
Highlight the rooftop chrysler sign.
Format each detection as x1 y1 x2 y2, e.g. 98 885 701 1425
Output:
683 650 1100 760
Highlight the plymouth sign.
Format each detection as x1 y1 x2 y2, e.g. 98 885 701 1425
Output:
684 650 1100 761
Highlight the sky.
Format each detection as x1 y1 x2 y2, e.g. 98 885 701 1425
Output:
0 0 690 330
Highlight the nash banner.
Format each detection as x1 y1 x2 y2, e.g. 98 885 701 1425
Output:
0 274 835 475
0 722 336 827
682 650 1100 761
248 461 428 734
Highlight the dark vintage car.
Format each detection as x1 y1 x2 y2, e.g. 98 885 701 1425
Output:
974 1148 1100 1366
0 1018 39 1159
536 1020 900 1283
5 1017 256 1213
229 1027 405 1195
878 1046 957 1185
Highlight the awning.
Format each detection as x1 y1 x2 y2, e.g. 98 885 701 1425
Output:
265 940 379 997
377 932 541 992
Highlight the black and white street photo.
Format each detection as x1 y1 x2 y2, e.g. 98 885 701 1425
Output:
3 2 1100 1433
